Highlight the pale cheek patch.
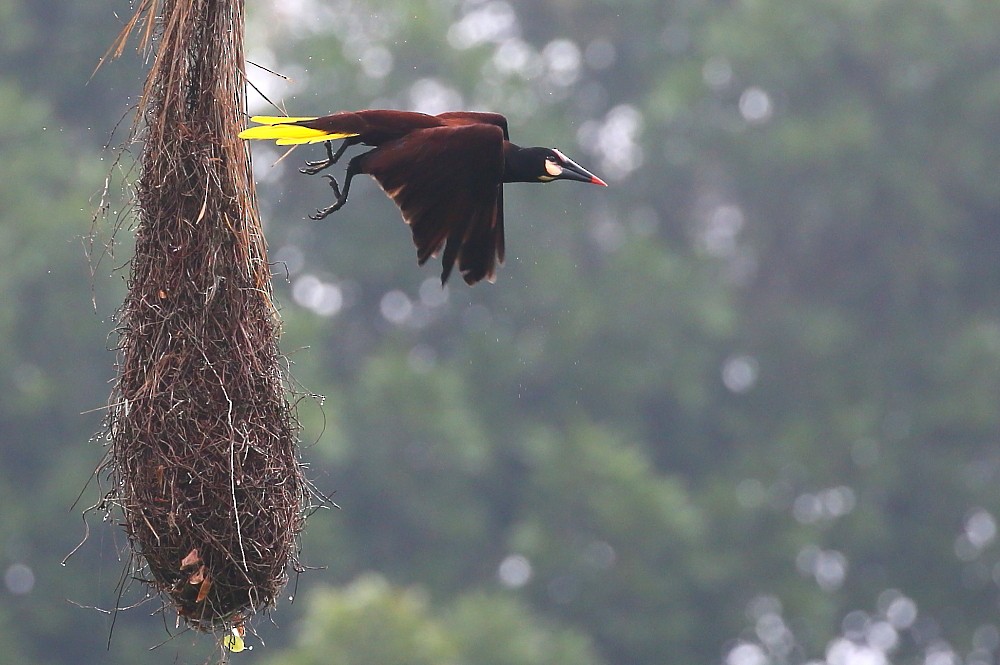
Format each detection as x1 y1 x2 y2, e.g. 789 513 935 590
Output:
544 160 564 177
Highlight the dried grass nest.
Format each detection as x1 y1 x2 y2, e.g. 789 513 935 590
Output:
97 0 309 634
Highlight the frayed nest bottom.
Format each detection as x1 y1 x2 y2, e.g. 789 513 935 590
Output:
109 277 306 630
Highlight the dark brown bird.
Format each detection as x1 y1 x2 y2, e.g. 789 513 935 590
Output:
239 110 607 285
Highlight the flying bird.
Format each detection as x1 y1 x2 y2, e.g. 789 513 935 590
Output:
239 110 607 285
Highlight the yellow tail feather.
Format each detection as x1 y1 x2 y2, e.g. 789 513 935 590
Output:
275 132 359 145
239 116 360 145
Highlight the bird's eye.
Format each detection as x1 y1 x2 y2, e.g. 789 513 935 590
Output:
543 156 564 177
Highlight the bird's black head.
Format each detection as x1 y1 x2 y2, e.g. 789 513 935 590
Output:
503 145 608 186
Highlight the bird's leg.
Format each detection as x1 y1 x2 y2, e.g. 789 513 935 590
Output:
300 138 354 175
310 156 363 220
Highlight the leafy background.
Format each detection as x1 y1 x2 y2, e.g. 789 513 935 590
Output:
2 1 1000 663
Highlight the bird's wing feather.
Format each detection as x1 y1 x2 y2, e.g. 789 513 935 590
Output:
361 124 506 284
437 111 509 140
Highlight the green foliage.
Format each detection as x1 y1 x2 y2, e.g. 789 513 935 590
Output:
511 423 721 662
268 575 457 665
266 576 602 665
0 75 138 664
443 591 603 665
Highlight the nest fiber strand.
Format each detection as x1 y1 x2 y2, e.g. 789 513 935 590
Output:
106 0 304 631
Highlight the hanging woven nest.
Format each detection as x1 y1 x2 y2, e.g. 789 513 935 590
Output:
101 0 306 633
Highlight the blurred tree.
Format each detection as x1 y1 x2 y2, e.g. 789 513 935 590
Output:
692 0 1000 661
265 575 458 665
0 76 141 664
443 591 603 665
250 0 1000 663
264 575 603 665
0 0 144 135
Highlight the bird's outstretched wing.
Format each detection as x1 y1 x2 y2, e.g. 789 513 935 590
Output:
435 112 509 267
361 123 506 285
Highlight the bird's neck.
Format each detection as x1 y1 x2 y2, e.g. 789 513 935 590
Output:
502 142 536 183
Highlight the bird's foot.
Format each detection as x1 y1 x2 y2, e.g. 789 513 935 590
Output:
300 159 333 176
309 176 346 220
300 141 337 175
309 206 336 220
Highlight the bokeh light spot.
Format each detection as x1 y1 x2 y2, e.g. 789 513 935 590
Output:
884 594 918 629
965 508 997 549
380 289 413 325
409 78 464 115
447 1 518 49
360 45 393 79
292 274 344 317
542 38 582 87
497 554 532 588
739 86 773 124
703 55 733 89
727 642 767 665
722 354 759 393
4 563 35 595
418 278 449 307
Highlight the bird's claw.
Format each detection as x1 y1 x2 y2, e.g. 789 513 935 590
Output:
300 141 338 175
300 160 332 175
309 176 345 220
309 208 334 221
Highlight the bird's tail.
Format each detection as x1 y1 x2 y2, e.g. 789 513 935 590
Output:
238 116 360 145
